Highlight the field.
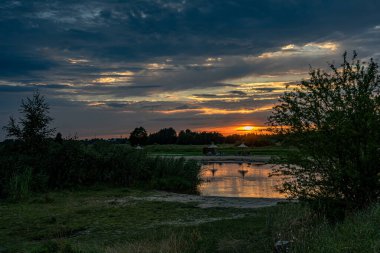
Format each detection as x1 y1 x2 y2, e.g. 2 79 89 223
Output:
1 187 379 253
0 188 276 252
144 144 290 156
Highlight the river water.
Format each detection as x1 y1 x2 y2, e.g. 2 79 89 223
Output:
198 162 285 198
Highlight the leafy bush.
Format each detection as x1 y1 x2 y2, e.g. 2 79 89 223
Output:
147 157 200 193
269 52 380 220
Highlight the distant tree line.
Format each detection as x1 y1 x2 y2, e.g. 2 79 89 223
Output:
128 127 278 146
17 127 279 147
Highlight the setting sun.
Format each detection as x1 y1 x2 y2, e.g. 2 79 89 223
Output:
196 125 271 135
241 126 254 131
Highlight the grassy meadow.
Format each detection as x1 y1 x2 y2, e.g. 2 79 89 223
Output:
0 188 379 253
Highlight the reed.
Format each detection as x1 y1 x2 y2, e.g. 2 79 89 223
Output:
0 141 202 199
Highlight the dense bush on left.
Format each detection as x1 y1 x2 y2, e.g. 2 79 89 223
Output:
0 140 201 200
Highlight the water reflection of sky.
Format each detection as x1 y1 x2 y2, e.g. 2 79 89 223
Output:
198 163 285 198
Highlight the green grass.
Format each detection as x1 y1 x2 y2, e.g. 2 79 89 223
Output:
144 144 290 156
0 188 378 253
291 205 380 252
0 187 274 252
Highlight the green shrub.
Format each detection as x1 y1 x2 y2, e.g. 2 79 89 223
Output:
269 53 380 219
147 157 200 193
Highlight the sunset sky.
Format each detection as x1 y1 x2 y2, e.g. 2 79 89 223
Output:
1 0 380 139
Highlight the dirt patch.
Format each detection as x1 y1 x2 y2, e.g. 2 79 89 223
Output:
106 191 286 209
150 213 248 227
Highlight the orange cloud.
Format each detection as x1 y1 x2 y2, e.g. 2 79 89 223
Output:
156 105 273 115
257 42 339 59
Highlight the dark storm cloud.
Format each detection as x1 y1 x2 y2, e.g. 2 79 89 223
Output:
199 98 276 110
79 84 162 93
81 96 276 115
98 100 197 112
0 47 56 77
192 91 251 99
192 94 219 98
2 1 380 63
1 0 380 90
0 85 35 92
1 0 380 138
229 91 247 96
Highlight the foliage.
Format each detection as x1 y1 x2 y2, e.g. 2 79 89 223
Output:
126 127 279 146
224 133 275 146
146 128 277 146
129 126 148 146
3 90 55 152
147 157 200 193
80 127 279 147
55 132 63 144
177 129 224 145
148 127 177 144
269 52 380 218
0 140 201 198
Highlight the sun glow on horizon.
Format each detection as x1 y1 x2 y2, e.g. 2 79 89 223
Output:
241 125 254 131
195 124 271 136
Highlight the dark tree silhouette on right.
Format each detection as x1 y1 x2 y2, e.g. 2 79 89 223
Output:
269 52 380 219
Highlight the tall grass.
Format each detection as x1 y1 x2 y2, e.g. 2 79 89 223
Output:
292 204 380 252
104 230 196 253
8 167 32 200
0 141 202 199
147 157 200 193
264 203 380 253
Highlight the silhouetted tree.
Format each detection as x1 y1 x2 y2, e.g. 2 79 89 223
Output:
55 132 63 144
177 129 224 145
129 126 148 146
3 91 55 152
148 127 177 144
177 129 193 144
269 52 380 219
224 133 276 146
224 134 242 144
